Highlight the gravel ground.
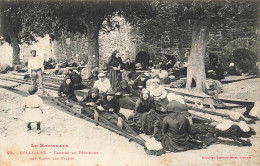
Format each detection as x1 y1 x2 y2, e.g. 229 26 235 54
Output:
0 78 259 166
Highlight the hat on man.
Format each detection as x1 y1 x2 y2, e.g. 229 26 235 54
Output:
28 86 38 95
98 73 105 77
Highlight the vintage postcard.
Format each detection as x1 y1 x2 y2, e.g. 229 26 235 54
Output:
0 0 259 165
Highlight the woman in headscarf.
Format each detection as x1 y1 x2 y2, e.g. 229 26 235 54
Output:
96 89 126 128
58 75 78 102
80 88 101 106
80 88 101 121
115 80 133 96
148 78 167 101
132 73 149 90
161 93 191 152
70 70 84 90
128 89 157 134
107 50 123 90
115 80 135 110
147 78 167 112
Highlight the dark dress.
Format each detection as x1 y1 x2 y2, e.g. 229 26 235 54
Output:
135 97 156 114
80 88 101 118
71 72 84 90
114 80 138 110
98 95 126 125
58 82 78 102
128 95 157 134
132 74 149 90
108 57 123 90
122 62 131 71
100 96 120 113
79 90 101 106
161 112 191 152
114 80 133 95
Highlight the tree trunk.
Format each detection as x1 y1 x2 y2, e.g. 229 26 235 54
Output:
86 29 99 68
80 17 101 77
186 20 210 92
81 17 101 67
6 19 20 66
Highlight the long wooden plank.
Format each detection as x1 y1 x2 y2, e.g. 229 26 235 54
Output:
221 75 256 84
183 97 245 109
0 75 88 96
165 87 254 105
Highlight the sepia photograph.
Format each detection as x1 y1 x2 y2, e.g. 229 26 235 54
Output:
0 0 259 165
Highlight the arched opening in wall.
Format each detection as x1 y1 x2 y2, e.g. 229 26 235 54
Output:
135 51 151 69
230 49 258 74
220 38 260 70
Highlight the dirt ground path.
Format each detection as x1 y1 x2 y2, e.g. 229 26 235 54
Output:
0 79 260 166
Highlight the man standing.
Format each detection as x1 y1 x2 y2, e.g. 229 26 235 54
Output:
27 50 45 94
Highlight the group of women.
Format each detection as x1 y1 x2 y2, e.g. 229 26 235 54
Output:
57 50 255 153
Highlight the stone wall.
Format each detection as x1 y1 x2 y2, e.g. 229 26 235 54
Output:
53 16 259 66
52 33 88 64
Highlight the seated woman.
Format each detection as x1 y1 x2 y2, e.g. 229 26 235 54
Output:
133 73 149 90
71 70 84 90
58 75 78 102
80 88 101 121
147 78 167 101
79 88 101 106
115 80 135 110
128 89 157 134
115 80 133 96
135 89 156 114
96 89 126 128
93 73 111 94
65 69 84 90
161 93 191 152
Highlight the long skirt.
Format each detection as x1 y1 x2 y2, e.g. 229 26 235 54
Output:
109 69 122 90
24 108 43 123
82 107 126 126
118 96 138 110
161 132 190 152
